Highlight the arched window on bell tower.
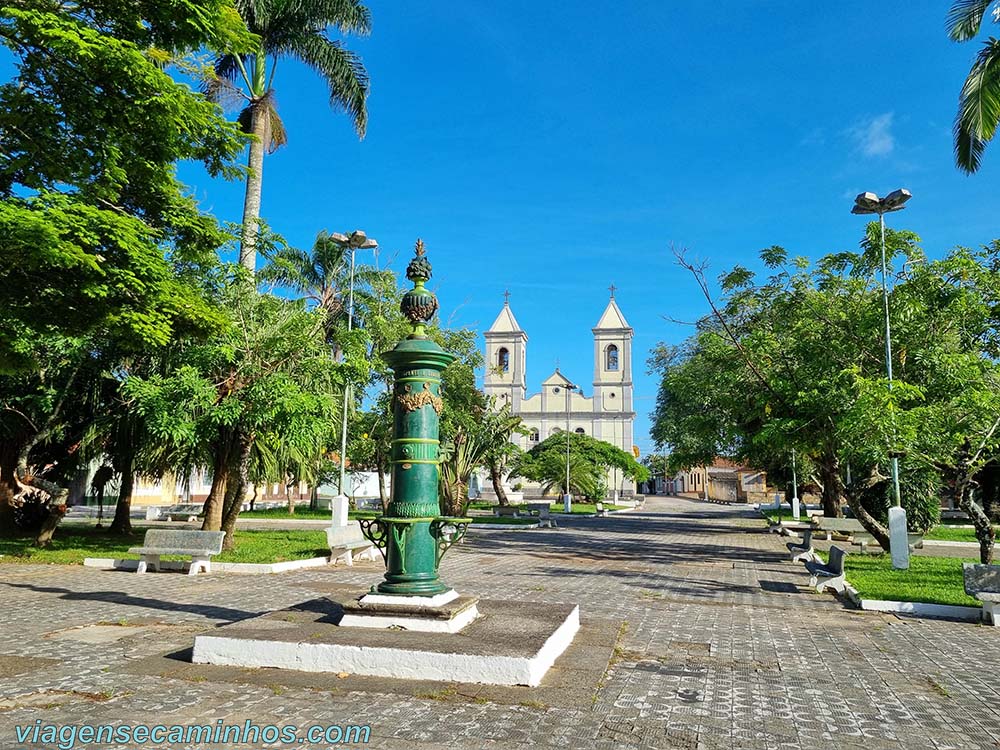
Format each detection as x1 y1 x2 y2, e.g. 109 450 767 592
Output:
497 347 510 372
606 344 619 371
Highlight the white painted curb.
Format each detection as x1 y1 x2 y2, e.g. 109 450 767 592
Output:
843 583 983 622
82 556 334 574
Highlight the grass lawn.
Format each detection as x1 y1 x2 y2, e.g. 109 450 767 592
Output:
0 527 327 566
818 550 980 607
760 507 818 524
925 525 998 543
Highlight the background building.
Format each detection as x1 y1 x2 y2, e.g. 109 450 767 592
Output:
483 293 637 498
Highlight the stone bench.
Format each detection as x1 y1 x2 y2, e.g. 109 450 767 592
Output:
813 517 922 553
803 544 847 593
786 528 816 563
595 502 609 518
524 502 557 528
326 524 378 566
159 503 204 522
493 505 520 518
128 529 225 575
963 563 1000 627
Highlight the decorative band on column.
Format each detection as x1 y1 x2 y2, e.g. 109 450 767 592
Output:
392 438 439 463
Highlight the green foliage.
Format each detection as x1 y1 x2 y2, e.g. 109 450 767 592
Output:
0 1 249 370
947 0 1000 172
512 431 648 499
652 238 1000 552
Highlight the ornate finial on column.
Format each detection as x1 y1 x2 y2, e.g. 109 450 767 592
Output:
400 239 439 338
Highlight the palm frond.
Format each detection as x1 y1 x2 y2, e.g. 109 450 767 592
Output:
201 72 247 111
954 37 1000 172
294 32 369 137
947 0 995 42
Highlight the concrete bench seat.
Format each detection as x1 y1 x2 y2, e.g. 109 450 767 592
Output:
803 544 847 593
327 496 378 566
158 503 204 522
963 563 1000 626
520 502 557 528
786 528 816 562
128 529 225 575
493 505 520 518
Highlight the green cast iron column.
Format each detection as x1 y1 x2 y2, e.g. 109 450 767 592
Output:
375 240 457 596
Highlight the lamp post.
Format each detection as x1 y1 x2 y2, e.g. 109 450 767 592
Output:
852 188 911 569
556 382 580 513
330 230 378 505
791 449 800 520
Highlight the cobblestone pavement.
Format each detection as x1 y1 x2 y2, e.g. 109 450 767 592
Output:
1 496 999 750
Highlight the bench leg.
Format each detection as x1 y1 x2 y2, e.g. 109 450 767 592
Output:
985 602 998 627
816 574 846 594
188 556 210 575
136 557 148 574
361 546 378 562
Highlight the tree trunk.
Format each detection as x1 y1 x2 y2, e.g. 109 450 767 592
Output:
220 434 252 550
950 443 995 564
490 462 509 506
109 468 134 535
286 482 294 515
817 451 842 518
35 504 67 547
17 470 69 547
309 485 318 511
239 104 267 274
0 440 20 536
842 466 891 551
201 437 232 531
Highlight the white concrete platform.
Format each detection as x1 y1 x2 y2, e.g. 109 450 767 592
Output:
192 598 580 686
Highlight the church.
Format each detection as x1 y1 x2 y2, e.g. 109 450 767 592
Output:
483 292 637 498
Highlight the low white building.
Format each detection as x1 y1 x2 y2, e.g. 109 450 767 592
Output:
483 293 637 498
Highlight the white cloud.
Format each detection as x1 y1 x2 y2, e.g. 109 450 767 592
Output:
848 112 895 157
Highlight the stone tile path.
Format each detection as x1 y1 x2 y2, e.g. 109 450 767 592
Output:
1 496 998 749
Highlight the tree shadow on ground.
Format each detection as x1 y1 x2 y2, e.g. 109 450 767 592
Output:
1 581 260 623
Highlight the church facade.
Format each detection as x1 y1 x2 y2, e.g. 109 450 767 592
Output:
483 294 637 497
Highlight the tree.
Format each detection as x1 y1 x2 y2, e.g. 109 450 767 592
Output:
512 431 649 500
0 0 248 540
947 0 1000 172
208 1 371 271
482 403 527 506
126 277 358 548
652 236 928 549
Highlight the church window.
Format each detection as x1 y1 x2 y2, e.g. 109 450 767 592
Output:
606 344 619 371
497 347 510 372
574 428 585 435
529 428 539 443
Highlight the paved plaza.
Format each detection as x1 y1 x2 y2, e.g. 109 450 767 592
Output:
1 496 999 749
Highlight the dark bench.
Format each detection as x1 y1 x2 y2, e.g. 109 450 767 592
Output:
963 563 1000 627
786 528 816 563
128 529 225 575
803 544 847 593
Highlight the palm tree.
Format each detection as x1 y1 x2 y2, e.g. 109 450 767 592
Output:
209 1 371 272
259 230 390 343
948 0 1000 172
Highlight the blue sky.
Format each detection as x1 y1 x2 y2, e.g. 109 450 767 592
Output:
174 1 999 456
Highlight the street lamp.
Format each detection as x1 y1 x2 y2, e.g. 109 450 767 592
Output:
330 230 378 505
852 188 911 569
555 382 580 513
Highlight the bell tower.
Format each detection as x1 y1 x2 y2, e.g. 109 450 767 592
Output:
592 286 634 454
484 292 527 412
